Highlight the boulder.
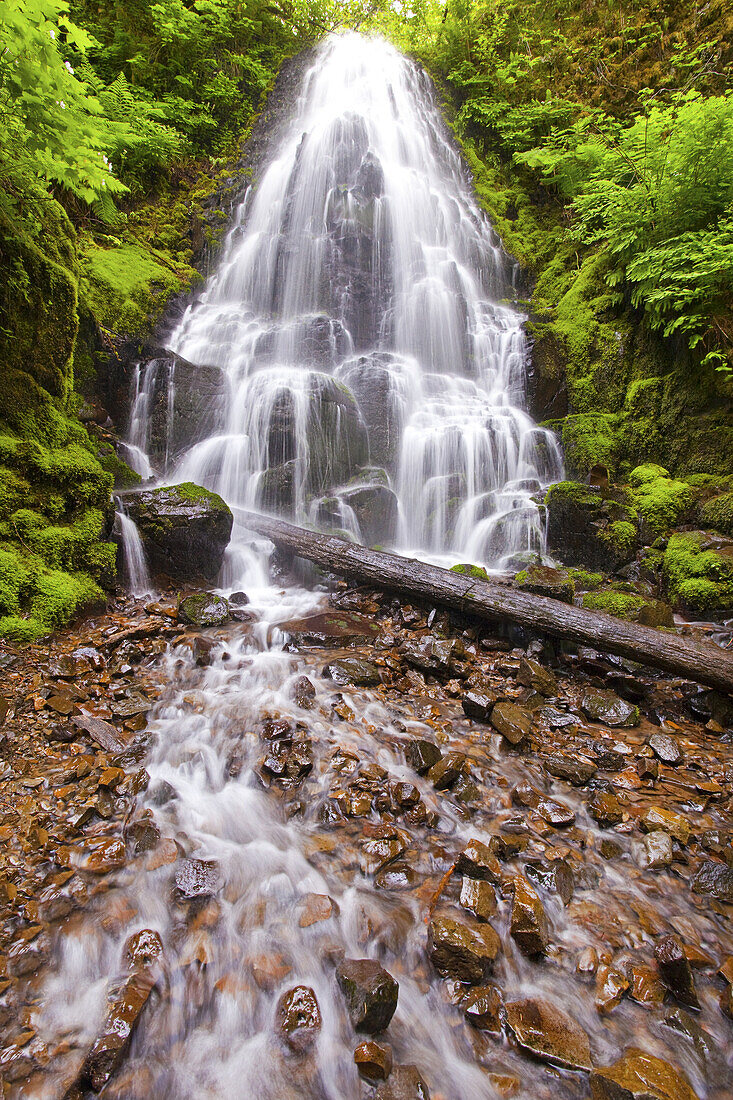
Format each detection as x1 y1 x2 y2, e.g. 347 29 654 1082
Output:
545 481 638 573
404 739 441 775
427 915 500 983
179 592 230 627
336 958 399 1033
590 1049 699 1100
338 353 403 469
323 657 382 686
375 1065 431 1100
135 350 227 467
306 373 369 492
80 969 156 1091
120 482 233 582
505 997 592 1071
515 565 574 603
340 483 399 545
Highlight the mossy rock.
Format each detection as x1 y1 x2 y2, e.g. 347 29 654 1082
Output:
450 563 491 583
515 564 574 603
663 531 733 616
629 469 695 539
179 592 230 628
700 491 733 538
581 590 674 628
545 481 638 573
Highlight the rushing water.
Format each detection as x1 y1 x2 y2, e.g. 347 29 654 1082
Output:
114 507 152 597
127 30 562 574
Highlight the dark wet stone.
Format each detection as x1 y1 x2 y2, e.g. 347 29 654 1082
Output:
404 738 441 775
589 740 626 771
455 839 501 883
336 958 399 1033
174 858 220 900
505 997 592 1071
490 700 532 744
515 565 574 603
582 689 639 728
293 675 316 709
663 1009 716 1060
355 1040 393 1081
588 789 624 828
654 936 699 1009
459 877 497 921
375 1064 430 1100
512 781 576 827
119 482 232 582
428 915 500 983
149 779 177 806
229 590 249 606
648 732 683 766
124 815 161 854
275 985 322 1052
179 592 230 628
600 838 624 860
589 1048 699 1100
525 859 574 905
281 610 380 646
463 984 503 1033
402 635 464 676
690 860 733 901
80 970 156 1091
462 689 496 721
323 657 382 686
511 876 549 956
375 862 417 890
539 706 578 729
427 751 465 790
518 657 557 696
124 929 164 970
544 753 596 786
640 831 673 869
637 757 659 782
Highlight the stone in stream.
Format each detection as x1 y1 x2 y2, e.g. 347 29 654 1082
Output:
654 935 699 1009
293 675 316 709
124 929 164 970
648 732 683 766
455 839 502 883
72 714 130 754
119 482 233 582
463 984 504 1032
689 860 733 902
490 700 532 744
404 738 441 774
581 689 640 728
524 859 574 905
322 657 382 686
588 789 624 828
462 689 496 721
335 958 399 1033
518 657 557 696
512 781 575 827
664 1009 717 1060
544 753 596 786
375 1064 430 1100
178 592 230 627
354 1040 393 1081
275 985 322 1051
641 807 690 846
510 876 549 956
639 830 673 869
589 1049 699 1100
402 635 464 675
427 915 500 983
459 877 497 921
427 751 465 789
297 893 339 928
174 858 220 900
79 969 157 1091
280 610 380 646
505 997 593 1071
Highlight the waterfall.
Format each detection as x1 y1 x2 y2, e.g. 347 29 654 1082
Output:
115 506 152 596
128 31 562 577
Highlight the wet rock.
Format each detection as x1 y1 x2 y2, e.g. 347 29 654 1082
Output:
323 657 382 686
689 860 733 902
455 839 501 883
582 690 640 728
80 969 156 1091
72 714 130 754
124 814 161 855
174 858 220 900
340 483 399 545
589 1049 699 1100
427 751 465 789
639 831 673 869
512 781 576 826
524 859 574 905
664 1009 716 1059
637 757 659 782
428 915 500 983
149 779 177 806
648 732 683 766
518 657 557 696
588 789 624 828
641 807 690 846
654 936 699 1009
360 832 407 875
404 738 441 774
515 565 574 603
544 753 596 786
595 965 630 1014
355 1040 393 1081
629 966 665 1006
375 861 417 890
124 929 164 970
462 689 497 721
275 985 322 1052
459 877 497 921
281 609 380 646
463 983 503 1032
510 876 549 956
490 700 532 745
545 482 637 573
120 482 233 582
402 635 464 676
505 997 592 1071
293 675 316 709
335 958 399 1033
297 893 339 928
374 1064 430 1100
179 592 230 627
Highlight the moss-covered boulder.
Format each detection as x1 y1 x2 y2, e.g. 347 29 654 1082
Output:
581 590 674 627
628 465 695 540
545 481 638 573
700 491 733 538
120 482 233 583
340 483 399 545
515 565 574 603
663 531 733 616
179 591 230 627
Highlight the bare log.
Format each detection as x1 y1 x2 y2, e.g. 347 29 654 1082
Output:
236 509 733 694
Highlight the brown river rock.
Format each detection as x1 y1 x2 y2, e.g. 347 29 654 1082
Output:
275 985 322 1051
590 1049 699 1100
375 1064 430 1100
336 958 399 1033
80 969 156 1091
428 915 500 983
510 875 549 956
490 700 532 744
505 997 593 1071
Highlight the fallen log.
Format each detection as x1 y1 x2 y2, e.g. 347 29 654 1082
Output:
236 510 733 695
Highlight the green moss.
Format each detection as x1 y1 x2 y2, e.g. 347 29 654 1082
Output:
599 520 637 558
97 444 142 490
581 591 647 619
628 463 670 486
543 480 601 508
30 568 105 629
631 473 694 537
0 616 48 643
173 481 227 508
450 562 491 582
700 492 733 537
663 532 733 614
567 568 604 591
545 413 621 480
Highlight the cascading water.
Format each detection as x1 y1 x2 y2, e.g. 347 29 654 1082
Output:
114 505 152 597
132 30 562 575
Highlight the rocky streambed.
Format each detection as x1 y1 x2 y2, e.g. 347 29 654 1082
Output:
0 578 731 1100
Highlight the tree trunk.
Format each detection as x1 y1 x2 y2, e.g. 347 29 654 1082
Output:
236 510 733 695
